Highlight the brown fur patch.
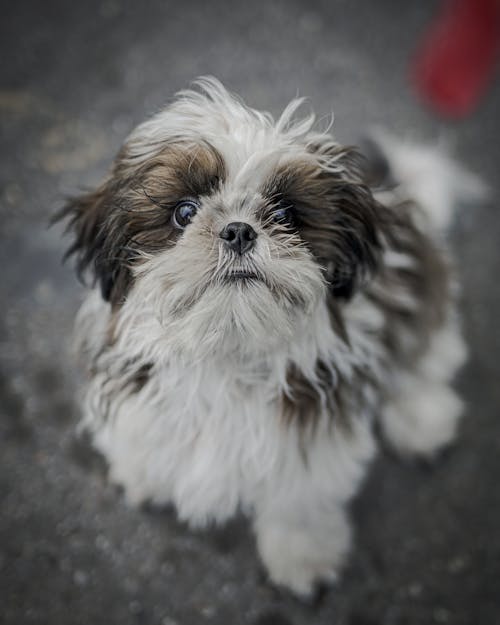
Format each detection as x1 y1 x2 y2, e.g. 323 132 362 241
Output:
263 150 385 429
127 362 153 394
281 361 339 429
281 357 377 435
58 141 226 305
273 158 450 429
261 149 385 299
367 201 450 365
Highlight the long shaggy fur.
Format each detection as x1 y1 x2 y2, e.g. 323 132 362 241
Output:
60 78 469 596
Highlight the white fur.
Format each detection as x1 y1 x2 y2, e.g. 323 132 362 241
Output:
380 315 467 457
371 129 487 232
73 79 470 595
79 292 377 593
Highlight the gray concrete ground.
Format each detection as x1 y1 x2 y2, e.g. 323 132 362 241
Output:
1 1 499 624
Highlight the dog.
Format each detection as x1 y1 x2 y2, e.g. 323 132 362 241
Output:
60 78 475 596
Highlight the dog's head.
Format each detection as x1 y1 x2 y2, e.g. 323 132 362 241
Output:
61 78 383 356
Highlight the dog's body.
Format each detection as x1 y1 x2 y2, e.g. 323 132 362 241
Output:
63 79 471 595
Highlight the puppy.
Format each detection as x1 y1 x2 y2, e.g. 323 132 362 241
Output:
60 78 471 596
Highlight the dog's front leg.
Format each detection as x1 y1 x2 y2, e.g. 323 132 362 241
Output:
254 487 352 597
252 422 376 597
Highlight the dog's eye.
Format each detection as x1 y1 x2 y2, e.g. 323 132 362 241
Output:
271 201 294 225
173 200 199 228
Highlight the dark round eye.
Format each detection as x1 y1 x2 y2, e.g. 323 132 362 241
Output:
173 200 199 228
271 201 294 225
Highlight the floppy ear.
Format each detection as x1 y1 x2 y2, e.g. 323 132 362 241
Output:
57 178 132 305
297 145 385 300
326 154 383 299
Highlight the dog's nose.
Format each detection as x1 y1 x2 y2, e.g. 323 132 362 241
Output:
219 222 257 255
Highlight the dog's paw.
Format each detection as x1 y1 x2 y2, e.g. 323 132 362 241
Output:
256 517 350 598
382 383 463 460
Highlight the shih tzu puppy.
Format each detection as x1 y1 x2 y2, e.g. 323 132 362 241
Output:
60 78 475 596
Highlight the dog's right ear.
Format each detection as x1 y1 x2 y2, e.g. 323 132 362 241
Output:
56 178 131 305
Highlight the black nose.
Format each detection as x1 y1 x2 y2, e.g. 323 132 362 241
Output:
219 222 257 255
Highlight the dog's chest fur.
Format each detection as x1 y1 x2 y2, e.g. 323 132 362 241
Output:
80 292 381 524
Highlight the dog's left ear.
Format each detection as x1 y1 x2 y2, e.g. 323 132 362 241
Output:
300 145 385 300
56 177 132 305
326 149 383 299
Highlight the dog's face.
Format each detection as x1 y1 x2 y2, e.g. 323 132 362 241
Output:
63 79 381 356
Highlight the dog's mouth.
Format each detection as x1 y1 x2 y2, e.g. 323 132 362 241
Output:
226 270 262 282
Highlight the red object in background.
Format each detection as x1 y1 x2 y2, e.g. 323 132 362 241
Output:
412 0 500 118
